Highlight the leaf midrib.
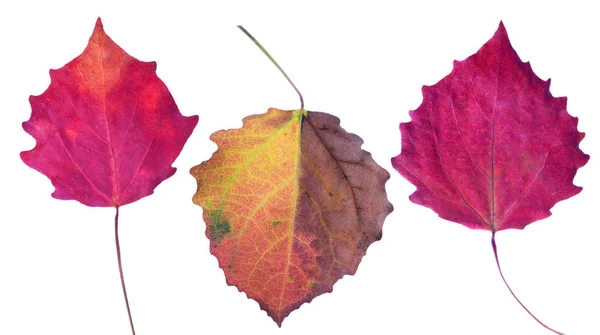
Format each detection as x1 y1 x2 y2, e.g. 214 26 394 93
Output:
97 35 120 207
277 110 303 318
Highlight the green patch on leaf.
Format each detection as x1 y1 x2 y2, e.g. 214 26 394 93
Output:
209 216 231 243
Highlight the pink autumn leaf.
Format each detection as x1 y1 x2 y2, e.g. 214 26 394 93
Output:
392 22 588 334
21 18 198 335
22 18 198 208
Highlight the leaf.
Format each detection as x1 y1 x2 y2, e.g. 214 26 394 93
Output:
20 18 198 334
21 18 198 208
392 21 588 232
391 22 588 334
191 108 392 326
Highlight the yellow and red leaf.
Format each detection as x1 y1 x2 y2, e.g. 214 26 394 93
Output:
191 108 392 325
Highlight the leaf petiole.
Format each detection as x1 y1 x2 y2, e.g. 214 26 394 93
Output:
491 232 563 335
237 26 305 110
115 207 136 335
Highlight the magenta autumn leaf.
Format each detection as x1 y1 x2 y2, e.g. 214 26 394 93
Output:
21 19 198 208
392 22 588 334
21 18 198 334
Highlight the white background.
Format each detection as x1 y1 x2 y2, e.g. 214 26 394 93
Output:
0 1 598 334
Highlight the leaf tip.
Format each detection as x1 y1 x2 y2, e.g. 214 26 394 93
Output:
583 153 591 166
95 17 104 30
496 20 509 36
91 17 108 41
421 84 434 98
494 20 510 42
47 68 58 79
19 150 28 163
189 114 200 126
88 17 108 45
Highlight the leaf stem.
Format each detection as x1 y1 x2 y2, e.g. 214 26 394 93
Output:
115 207 136 335
491 232 563 335
237 25 305 110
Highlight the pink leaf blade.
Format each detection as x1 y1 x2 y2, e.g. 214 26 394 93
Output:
21 18 198 208
392 21 588 232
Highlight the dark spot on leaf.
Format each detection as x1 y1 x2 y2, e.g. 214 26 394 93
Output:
328 192 333 197
209 220 231 243
272 220 281 227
